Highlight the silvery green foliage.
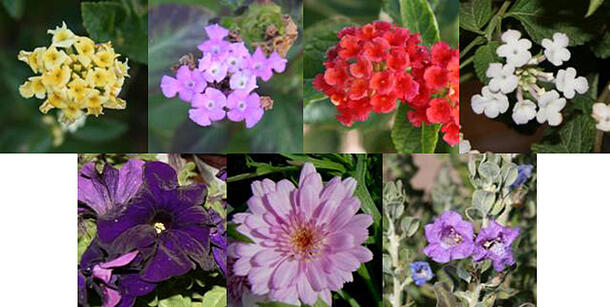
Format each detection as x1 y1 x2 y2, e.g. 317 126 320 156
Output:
383 154 536 307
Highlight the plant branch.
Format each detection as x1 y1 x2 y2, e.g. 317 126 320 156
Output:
460 55 475 70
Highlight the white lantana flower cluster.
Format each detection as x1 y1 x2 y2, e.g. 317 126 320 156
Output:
471 30 589 127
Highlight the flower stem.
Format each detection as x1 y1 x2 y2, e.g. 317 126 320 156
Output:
459 55 475 70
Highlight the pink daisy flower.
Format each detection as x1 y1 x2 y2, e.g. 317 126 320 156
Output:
229 163 373 306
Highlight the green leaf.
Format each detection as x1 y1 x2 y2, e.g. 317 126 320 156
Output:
1 0 24 19
304 78 327 106
433 282 459 307
227 223 255 243
303 17 355 79
353 155 382 233
531 114 596 152
81 2 148 63
591 31 610 58
506 0 603 46
200 286 226 307
398 0 441 45
158 294 190 307
459 0 492 33
392 103 421 153
586 0 605 17
72 118 128 142
478 162 500 181
77 219 97 262
400 217 420 237
473 41 500 83
421 124 441 153
312 297 331 307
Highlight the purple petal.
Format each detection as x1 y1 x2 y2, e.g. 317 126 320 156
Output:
100 250 139 269
205 24 229 41
101 285 121 307
119 273 156 297
189 108 212 126
142 161 178 195
113 160 144 206
268 52 287 73
160 75 179 98
213 246 226 276
140 235 195 282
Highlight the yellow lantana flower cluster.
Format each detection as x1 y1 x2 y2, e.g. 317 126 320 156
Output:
18 22 129 124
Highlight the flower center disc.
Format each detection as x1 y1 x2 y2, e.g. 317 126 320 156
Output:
290 225 321 259
154 222 166 234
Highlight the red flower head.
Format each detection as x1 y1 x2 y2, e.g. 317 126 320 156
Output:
313 21 460 147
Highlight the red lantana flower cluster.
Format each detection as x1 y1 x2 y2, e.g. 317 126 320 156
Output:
312 21 459 146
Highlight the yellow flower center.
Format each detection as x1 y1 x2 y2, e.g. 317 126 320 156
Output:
154 222 166 234
290 224 322 259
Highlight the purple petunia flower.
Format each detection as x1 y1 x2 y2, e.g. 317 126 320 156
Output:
227 91 264 128
209 208 227 276
189 88 227 126
78 159 144 217
96 161 212 283
473 220 520 272
423 211 475 263
79 240 156 307
410 261 434 286
229 163 373 306
160 66 206 102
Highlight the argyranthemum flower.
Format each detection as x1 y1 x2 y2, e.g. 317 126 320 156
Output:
18 22 129 126
96 161 213 283
472 220 520 272
423 211 474 263
230 163 373 306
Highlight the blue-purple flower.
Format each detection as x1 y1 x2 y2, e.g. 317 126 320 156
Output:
472 220 520 272
510 164 534 189
96 161 212 283
423 211 475 263
410 261 434 286
159 23 289 129
78 159 144 217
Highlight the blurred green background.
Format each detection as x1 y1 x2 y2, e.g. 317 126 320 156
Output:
303 0 458 153
147 0 303 153
0 0 148 152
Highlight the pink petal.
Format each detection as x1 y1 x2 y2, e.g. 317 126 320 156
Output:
233 257 251 276
188 108 212 126
305 261 327 291
271 286 300 305
329 197 360 230
251 249 282 267
160 76 178 98
248 266 273 295
234 243 261 258
276 179 296 193
246 196 266 215
261 178 276 194
299 163 317 185
327 232 354 252
271 259 298 289
342 177 357 195
345 214 373 230
92 265 113 284
100 250 139 269
296 274 318 305
298 184 319 219
349 245 373 263
331 252 360 272
101 285 121 307
265 190 291 219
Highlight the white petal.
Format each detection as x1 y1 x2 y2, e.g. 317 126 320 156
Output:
553 32 569 47
574 76 589 94
486 63 503 78
501 29 521 42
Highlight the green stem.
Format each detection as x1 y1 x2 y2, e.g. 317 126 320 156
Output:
226 166 299 182
459 37 484 59
459 56 475 70
336 290 361 307
459 72 474 84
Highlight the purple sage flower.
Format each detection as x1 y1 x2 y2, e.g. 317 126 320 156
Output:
160 65 206 102
473 220 520 272
510 164 534 189
227 91 264 128
411 261 434 286
229 163 373 306
189 88 227 126
78 159 144 217
96 161 213 283
423 211 475 263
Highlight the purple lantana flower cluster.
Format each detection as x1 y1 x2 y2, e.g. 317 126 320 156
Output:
78 160 225 307
160 24 287 128
423 211 520 272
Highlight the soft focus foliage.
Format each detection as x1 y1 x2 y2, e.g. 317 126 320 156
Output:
148 0 302 153
383 154 536 307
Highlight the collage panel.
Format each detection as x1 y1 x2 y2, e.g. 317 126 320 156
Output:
77 154 227 306
227 154 382 306
147 0 303 153
304 0 459 153
459 0 610 153
383 154 536 306
0 0 148 152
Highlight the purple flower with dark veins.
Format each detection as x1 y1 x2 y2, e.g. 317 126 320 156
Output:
189 88 227 126
160 65 206 102
226 91 264 128
78 159 144 218
96 161 212 283
423 211 474 263
473 220 520 272
209 208 227 276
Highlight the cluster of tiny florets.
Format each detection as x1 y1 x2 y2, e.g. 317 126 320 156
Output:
313 20 459 145
18 22 129 125
161 24 287 128
472 30 589 127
